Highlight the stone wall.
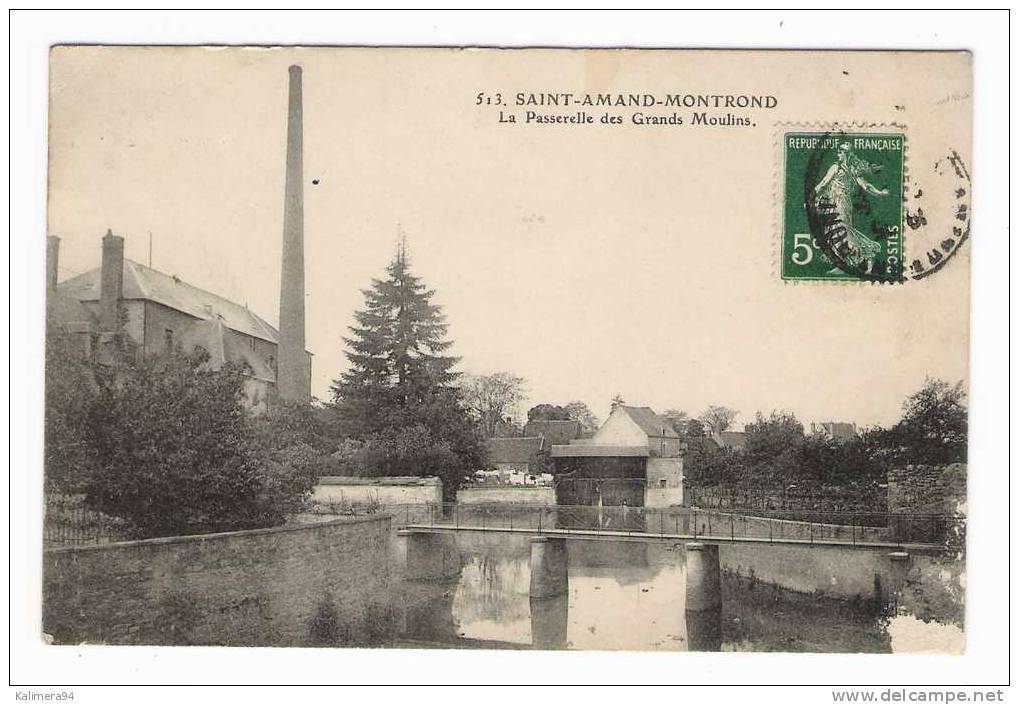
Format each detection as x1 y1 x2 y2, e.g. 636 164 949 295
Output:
721 544 893 601
645 457 683 507
457 486 556 505
43 515 394 646
313 476 442 508
645 488 684 508
888 464 967 515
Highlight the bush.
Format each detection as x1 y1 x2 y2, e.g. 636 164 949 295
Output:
79 350 316 538
332 424 468 501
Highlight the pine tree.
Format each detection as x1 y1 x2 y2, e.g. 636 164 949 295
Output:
329 244 484 500
333 243 458 401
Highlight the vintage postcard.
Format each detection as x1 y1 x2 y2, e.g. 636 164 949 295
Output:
43 46 971 655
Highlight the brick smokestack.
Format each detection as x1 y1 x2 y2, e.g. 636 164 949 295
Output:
277 65 309 403
100 229 124 333
46 235 60 292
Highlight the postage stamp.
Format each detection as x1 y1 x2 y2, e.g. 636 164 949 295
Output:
781 131 905 282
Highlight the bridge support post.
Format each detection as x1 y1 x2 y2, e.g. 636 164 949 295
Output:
685 542 722 611
529 537 569 599
881 551 911 613
685 542 722 651
530 593 569 650
397 530 460 582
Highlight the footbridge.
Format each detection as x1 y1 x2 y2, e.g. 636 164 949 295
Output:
392 502 954 553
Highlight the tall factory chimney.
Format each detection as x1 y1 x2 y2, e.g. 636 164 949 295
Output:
277 65 310 403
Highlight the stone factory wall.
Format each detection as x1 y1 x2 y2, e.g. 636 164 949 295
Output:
43 515 394 647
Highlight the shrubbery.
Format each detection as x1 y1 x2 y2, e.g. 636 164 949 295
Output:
46 338 321 538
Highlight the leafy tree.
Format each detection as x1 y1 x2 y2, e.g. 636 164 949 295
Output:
611 393 626 408
699 405 739 436
459 372 527 436
691 447 745 487
564 400 600 433
331 424 467 498
743 410 808 486
82 350 316 538
887 378 968 465
44 325 98 493
799 431 883 488
330 247 485 500
527 403 570 422
684 418 706 437
253 399 334 454
662 409 689 435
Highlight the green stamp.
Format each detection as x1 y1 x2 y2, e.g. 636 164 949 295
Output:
782 131 905 282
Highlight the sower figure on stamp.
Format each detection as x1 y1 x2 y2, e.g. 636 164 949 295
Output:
813 142 889 274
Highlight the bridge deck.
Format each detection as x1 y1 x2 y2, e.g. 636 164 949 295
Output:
401 524 943 552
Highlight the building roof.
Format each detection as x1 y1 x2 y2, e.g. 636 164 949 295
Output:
176 318 276 382
523 419 581 446
813 421 858 440
58 259 281 344
713 431 747 450
486 437 543 465
617 406 680 439
550 444 650 458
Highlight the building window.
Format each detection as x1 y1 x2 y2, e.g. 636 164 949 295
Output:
659 479 668 489
163 328 173 350
249 337 255 351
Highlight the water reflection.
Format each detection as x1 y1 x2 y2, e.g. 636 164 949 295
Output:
529 595 568 649
685 607 722 652
393 532 951 652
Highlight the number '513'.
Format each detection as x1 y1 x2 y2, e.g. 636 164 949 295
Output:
475 92 503 106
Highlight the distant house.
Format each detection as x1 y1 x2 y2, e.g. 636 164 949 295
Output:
593 405 684 457
550 405 684 508
485 436 544 479
523 419 582 448
712 431 747 451
811 421 858 441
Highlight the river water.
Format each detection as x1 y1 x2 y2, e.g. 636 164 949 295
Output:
391 531 964 653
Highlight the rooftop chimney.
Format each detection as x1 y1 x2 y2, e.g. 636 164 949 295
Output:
46 235 60 292
100 229 124 333
277 65 310 403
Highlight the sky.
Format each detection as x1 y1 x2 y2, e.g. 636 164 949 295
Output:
47 47 971 428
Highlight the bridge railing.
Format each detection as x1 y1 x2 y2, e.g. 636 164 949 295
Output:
385 502 958 547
